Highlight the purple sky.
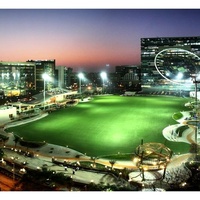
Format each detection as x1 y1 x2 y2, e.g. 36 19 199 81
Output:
1 9 200 72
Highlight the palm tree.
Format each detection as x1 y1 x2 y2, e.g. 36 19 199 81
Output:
109 160 116 170
13 134 21 149
0 148 4 160
90 156 96 168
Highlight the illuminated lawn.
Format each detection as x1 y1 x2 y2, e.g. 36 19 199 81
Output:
7 95 191 157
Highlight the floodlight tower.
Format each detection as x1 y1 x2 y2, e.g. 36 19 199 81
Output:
191 73 200 154
176 72 183 96
100 71 107 94
78 72 84 94
42 73 51 109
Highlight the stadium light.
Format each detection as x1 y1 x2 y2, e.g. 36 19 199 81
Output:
42 73 51 109
176 72 183 80
78 72 84 94
100 72 107 94
191 73 200 155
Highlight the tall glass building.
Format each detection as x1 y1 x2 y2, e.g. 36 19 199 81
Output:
55 66 73 89
141 36 200 92
27 59 56 92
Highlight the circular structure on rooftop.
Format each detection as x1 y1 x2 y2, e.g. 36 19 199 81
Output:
154 48 200 84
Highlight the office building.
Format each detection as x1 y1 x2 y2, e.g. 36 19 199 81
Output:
27 59 56 92
55 66 73 89
141 36 200 91
115 65 141 92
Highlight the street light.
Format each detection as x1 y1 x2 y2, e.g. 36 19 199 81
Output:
176 72 183 96
191 73 200 155
78 73 84 94
42 73 51 110
11 156 18 181
176 72 183 80
100 72 107 94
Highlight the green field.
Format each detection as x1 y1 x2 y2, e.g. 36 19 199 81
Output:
7 95 191 157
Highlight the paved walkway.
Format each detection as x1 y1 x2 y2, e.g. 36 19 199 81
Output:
1 134 195 189
0 111 197 189
163 111 200 144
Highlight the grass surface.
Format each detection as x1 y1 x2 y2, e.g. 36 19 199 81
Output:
7 95 191 157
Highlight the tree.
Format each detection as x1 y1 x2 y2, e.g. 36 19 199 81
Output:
90 156 96 168
109 160 116 170
0 149 4 160
13 134 21 149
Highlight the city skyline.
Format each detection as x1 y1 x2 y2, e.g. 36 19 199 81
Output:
1 8 200 72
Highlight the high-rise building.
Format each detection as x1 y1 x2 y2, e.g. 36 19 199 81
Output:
115 65 141 92
0 61 36 97
27 59 56 92
55 66 73 89
141 36 200 91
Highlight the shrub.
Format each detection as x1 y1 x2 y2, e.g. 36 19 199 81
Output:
172 112 183 120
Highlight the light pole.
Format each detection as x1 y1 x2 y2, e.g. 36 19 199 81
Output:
11 157 17 181
191 74 200 155
100 72 107 94
13 162 15 181
78 73 84 95
176 72 183 96
42 73 50 110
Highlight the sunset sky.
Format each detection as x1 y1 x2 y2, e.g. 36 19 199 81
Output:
1 2 200 72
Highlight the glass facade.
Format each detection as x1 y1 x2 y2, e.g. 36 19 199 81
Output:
27 59 56 92
64 67 73 88
55 66 73 89
0 61 35 96
141 36 200 91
